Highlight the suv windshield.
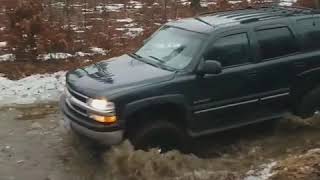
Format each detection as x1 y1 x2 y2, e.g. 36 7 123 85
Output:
136 26 206 70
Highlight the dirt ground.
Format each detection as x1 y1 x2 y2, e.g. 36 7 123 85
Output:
1 103 320 180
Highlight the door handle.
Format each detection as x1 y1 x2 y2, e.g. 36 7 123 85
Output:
247 70 258 77
293 62 306 68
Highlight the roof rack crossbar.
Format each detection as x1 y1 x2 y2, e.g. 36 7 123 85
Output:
199 7 256 16
236 10 297 20
194 17 214 27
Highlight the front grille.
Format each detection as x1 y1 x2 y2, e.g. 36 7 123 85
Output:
67 86 88 103
65 86 89 117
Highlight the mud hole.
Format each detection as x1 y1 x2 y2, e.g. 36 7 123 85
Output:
1 104 320 180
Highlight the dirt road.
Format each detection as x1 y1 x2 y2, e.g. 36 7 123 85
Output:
1 103 320 180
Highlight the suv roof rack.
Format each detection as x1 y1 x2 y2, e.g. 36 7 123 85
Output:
199 5 320 17
199 6 256 16
238 5 320 24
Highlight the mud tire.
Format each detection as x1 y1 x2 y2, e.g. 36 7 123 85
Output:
128 120 188 152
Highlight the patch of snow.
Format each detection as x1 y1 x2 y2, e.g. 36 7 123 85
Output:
70 3 87 7
0 27 5 31
178 0 190 6
36 49 109 61
129 1 143 9
51 2 66 8
245 161 277 180
0 71 66 106
228 0 242 4
0 41 7 48
75 51 91 57
279 0 295 6
116 18 133 23
116 27 144 38
90 47 109 55
96 4 124 12
37 53 73 61
0 54 15 62
201 1 217 7
124 23 138 27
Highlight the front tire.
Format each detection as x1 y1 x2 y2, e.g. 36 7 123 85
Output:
296 86 320 119
128 120 188 152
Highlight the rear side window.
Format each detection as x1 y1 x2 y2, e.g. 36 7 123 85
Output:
256 27 299 60
205 33 250 67
296 18 320 51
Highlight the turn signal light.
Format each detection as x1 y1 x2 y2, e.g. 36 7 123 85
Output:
90 115 117 124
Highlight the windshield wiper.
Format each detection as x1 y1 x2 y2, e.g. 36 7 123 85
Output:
129 53 143 59
129 53 164 68
148 55 166 63
129 53 175 71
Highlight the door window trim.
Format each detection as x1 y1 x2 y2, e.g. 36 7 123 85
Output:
254 24 301 62
206 31 254 69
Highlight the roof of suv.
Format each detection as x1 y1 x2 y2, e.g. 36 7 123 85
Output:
167 6 320 34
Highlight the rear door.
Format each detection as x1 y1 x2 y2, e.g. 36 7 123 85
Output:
294 16 320 72
252 23 301 115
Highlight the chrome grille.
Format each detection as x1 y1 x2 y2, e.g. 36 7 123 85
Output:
64 86 114 116
67 86 88 103
65 87 89 117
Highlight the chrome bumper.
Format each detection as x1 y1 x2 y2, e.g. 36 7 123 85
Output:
64 115 124 145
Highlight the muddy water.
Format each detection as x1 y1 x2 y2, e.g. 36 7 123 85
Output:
1 104 320 180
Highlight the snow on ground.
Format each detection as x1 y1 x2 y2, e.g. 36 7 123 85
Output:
90 47 109 55
36 47 109 61
0 54 15 62
201 1 217 6
0 71 66 106
0 41 7 48
37 53 73 61
279 0 296 6
116 27 144 38
95 4 124 12
116 18 133 23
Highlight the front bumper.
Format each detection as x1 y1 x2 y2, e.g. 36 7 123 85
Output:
60 95 124 145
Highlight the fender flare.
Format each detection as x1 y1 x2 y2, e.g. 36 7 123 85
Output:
122 94 191 122
292 67 320 100
297 67 320 79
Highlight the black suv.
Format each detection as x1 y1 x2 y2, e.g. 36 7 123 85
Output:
61 6 320 150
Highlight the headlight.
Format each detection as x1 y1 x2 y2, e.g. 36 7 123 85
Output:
87 98 115 111
87 98 117 124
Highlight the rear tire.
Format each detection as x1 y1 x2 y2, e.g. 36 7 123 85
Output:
296 86 320 119
128 119 189 152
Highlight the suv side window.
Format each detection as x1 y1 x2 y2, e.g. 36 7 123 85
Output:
296 18 320 51
256 27 299 60
205 33 250 67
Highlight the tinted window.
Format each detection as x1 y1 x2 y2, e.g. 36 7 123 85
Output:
296 18 320 51
256 27 299 60
205 33 250 67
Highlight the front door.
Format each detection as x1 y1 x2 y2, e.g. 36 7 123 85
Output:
190 31 261 134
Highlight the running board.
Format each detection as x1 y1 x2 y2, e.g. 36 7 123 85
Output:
188 113 287 138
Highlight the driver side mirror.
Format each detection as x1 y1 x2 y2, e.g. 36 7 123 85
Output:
197 60 222 75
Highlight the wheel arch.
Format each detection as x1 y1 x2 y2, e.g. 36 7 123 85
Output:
122 94 191 135
291 67 320 111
